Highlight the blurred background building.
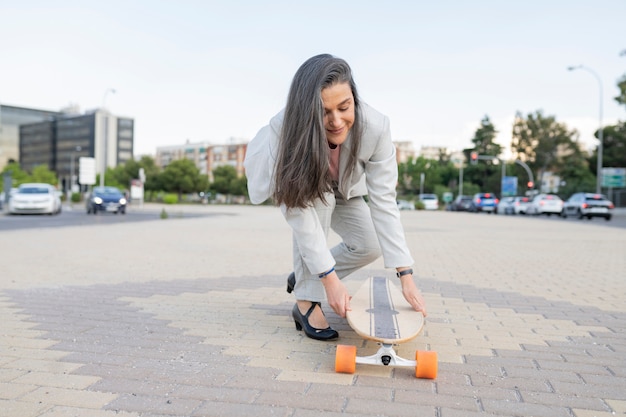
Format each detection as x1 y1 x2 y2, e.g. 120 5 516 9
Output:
0 104 62 171
1 103 134 194
156 140 247 183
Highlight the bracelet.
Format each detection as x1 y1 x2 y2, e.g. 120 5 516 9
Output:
396 268 413 278
318 267 335 279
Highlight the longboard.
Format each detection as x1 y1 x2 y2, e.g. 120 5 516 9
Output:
335 276 437 378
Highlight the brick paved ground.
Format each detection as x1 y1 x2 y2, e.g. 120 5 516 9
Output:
0 205 625 417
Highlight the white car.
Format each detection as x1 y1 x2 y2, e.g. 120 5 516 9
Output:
418 194 439 210
526 194 563 216
497 196 530 215
397 200 415 210
8 183 62 215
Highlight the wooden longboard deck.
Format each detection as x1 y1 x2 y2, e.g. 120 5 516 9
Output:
346 276 424 344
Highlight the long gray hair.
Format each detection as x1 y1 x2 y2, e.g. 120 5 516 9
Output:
272 54 363 209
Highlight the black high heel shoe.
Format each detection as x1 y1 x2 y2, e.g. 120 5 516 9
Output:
286 272 295 294
292 302 339 341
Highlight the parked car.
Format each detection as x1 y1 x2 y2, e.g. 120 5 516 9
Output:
8 183 62 215
448 195 473 211
526 193 563 216
418 194 439 210
86 186 127 214
470 192 499 213
397 200 415 210
496 196 515 215
562 192 614 221
497 196 530 215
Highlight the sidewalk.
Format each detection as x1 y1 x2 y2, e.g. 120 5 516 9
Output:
0 205 625 416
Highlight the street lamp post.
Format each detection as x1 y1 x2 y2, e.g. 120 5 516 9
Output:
68 145 82 203
100 88 116 187
567 65 603 193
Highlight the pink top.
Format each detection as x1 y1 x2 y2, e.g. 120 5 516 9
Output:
329 145 341 182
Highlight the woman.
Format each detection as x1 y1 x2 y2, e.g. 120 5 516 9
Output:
244 54 426 341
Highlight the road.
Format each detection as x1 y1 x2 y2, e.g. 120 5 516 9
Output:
0 203 215 231
2 203 625 231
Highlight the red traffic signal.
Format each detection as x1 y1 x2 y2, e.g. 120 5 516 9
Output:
470 152 478 165
527 181 534 188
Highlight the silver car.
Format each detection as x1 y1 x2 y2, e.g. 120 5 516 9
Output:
562 192 614 221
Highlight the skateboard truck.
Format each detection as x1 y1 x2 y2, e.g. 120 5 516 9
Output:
336 343 437 378
359 344 413 367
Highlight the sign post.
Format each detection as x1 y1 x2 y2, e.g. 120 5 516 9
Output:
601 168 626 188
79 157 97 186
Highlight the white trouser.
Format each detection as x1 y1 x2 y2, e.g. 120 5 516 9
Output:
292 191 382 302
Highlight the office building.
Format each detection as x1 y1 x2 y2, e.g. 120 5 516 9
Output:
0 104 62 171
19 109 134 192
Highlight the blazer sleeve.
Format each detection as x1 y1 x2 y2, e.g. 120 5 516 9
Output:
364 116 415 268
243 112 282 204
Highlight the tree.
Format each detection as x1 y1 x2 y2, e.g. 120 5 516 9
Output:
210 165 246 196
615 74 626 109
397 156 440 196
159 159 207 200
511 110 581 184
137 156 162 193
469 115 502 157
558 151 596 197
30 165 58 185
615 49 626 108
459 116 503 193
590 122 626 172
0 162 30 191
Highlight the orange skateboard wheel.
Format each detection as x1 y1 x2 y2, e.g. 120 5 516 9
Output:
415 350 438 379
335 345 357 374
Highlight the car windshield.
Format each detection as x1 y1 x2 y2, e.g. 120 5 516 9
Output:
94 187 122 196
420 195 436 200
19 187 50 194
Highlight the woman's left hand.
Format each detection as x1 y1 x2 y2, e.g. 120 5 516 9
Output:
399 274 427 317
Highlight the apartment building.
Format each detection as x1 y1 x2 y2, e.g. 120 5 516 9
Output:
156 140 247 182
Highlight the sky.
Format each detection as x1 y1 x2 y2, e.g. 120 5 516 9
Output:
1 0 625 158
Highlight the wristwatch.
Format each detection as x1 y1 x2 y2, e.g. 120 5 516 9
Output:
396 268 413 278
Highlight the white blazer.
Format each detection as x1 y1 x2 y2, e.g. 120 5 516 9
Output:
244 103 414 273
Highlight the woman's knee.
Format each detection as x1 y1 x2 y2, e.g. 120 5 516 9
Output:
346 243 381 263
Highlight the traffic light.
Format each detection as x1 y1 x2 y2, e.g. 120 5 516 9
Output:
527 181 534 189
470 152 478 165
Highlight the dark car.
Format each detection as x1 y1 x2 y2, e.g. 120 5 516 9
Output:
470 192 499 213
86 186 127 214
448 195 473 211
562 192 614 220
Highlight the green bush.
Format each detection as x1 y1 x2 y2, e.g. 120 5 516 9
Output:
415 200 425 210
71 192 81 203
162 194 178 204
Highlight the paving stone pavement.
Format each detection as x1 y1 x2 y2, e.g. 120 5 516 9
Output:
0 204 625 417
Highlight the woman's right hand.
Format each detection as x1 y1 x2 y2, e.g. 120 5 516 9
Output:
321 272 351 318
